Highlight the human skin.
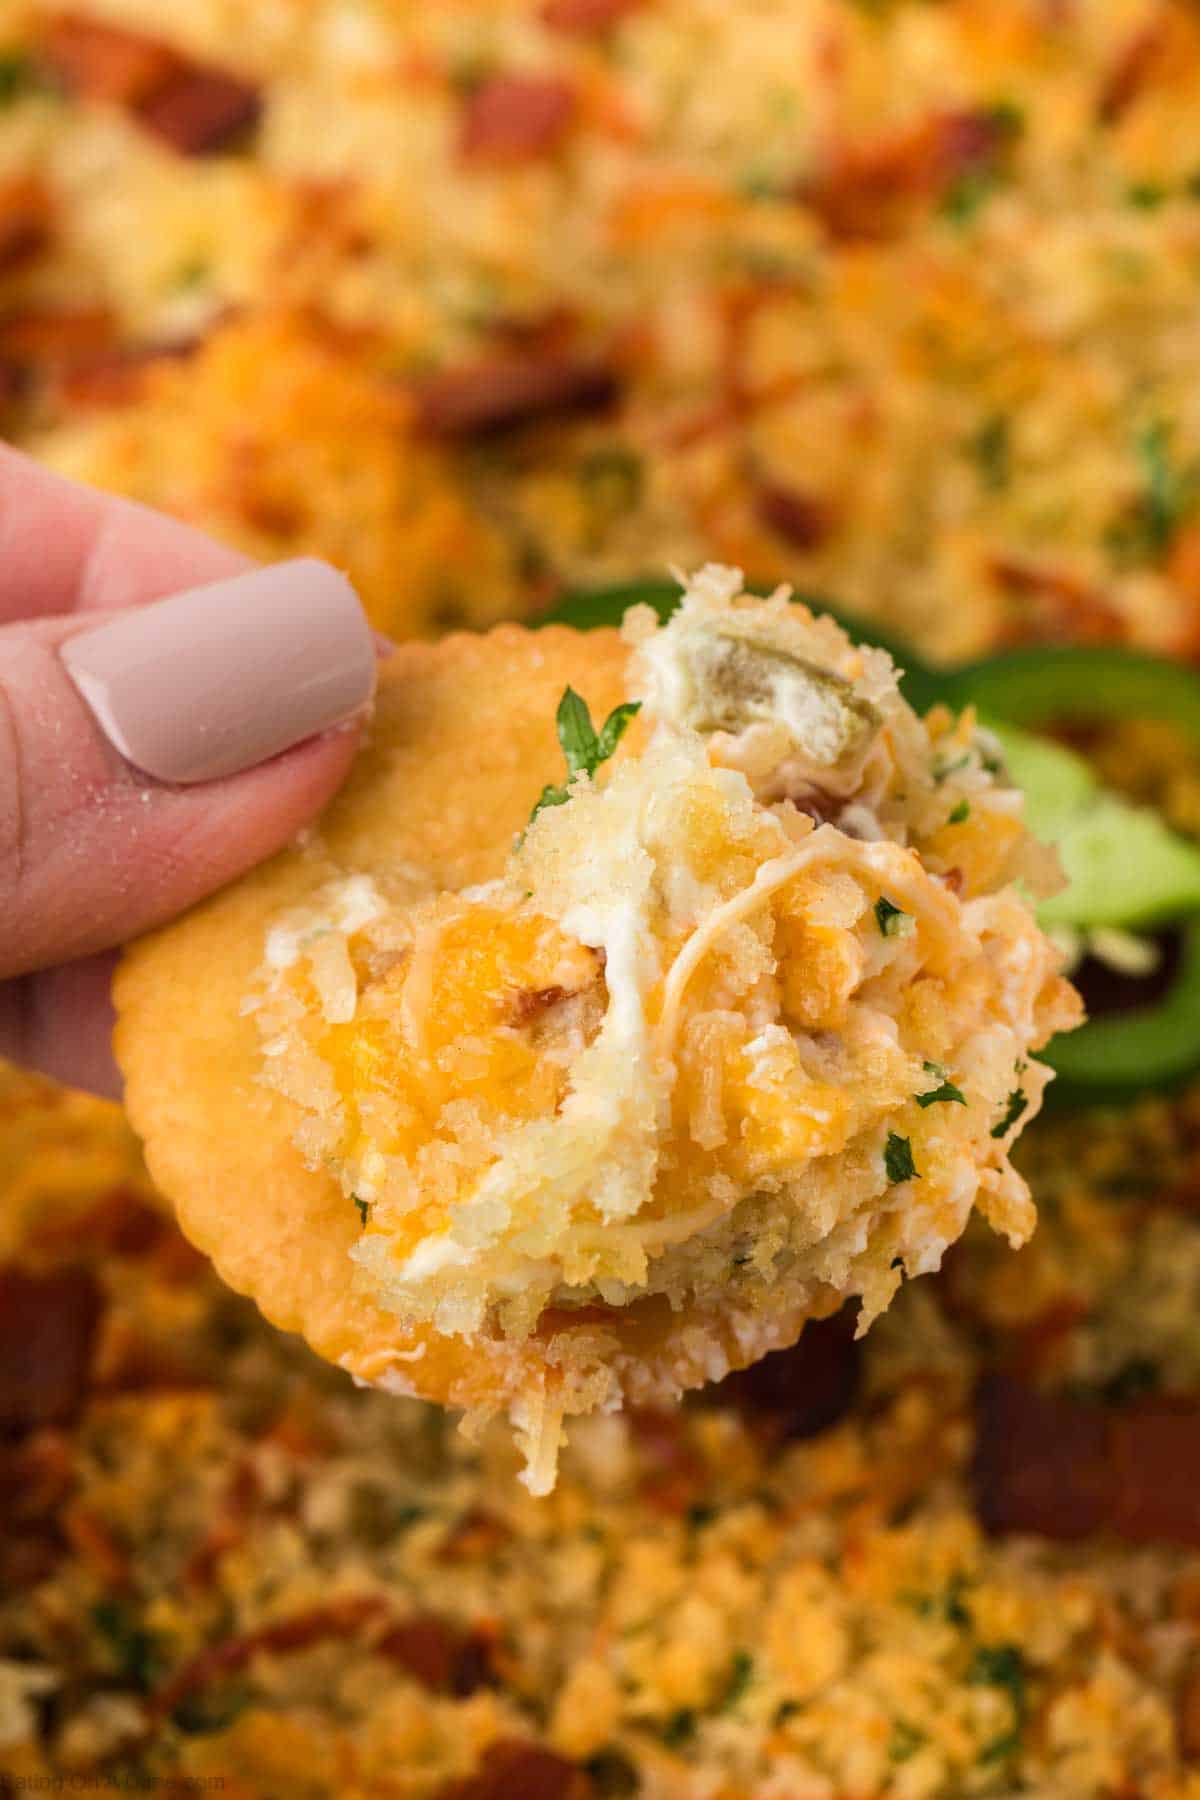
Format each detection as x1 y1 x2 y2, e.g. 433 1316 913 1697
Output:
0 446 376 1098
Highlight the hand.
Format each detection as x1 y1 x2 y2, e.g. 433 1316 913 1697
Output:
0 446 376 1099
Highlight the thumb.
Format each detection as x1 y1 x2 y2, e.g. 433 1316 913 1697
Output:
1 558 376 978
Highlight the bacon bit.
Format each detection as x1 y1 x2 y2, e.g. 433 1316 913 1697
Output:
28 1186 207 1284
0 1265 103 1431
0 176 53 273
184 1460 262 1590
973 1374 1200 1546
1179 1667 1200 1760
755 478 836 551
1009 1297 1092 1381
158 1600 494 1720
1098 18 1168 124
989 553 1125 646
436 1740 591 1800
0 305 115 370
800 138 922 241
628 1408 707 1514
541 0 643 34
378 1614 498 1696
93 1319 212 1398
459 73 577 163
412 348 617 437
802 106 1018 241
41 14 176 105
436 1508 512 1563
0 1427 74 1520
137 66 261 156
259 1395 342 1460
0 1429 74 1590
30 1186 166 1259
153 1595 390 1719
62 1500 130 1589
40 14 259 155
711 1307 862 1440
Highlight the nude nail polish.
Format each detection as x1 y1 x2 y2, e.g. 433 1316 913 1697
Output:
62 558 376 785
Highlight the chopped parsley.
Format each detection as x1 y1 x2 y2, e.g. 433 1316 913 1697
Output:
1102 1356 1159 1405
889 1721 926 1763
91 1600 165 1690
969 1642 1026 1702
1136 419 1196 554
173 1681 253 1736
353 1195 370 1226
939 105 1023 227
722 1651 754 1709
948 799 971 824
940 166 1000 225
991 1088 1028 1138
885 1132 918 1184
917 1061 966 1107
874 896 907 935
1108 419 1200 563
969 412 1011 492
903 1572 972 1626
1127 180 1167 210
933 751 970 783
529 687 641 825
968 1643 1027 1764
583 1750 640 1797
172 255 212 291
579 445 644 532
0 50 36 106
660 1708 697 1748
737 165 788 200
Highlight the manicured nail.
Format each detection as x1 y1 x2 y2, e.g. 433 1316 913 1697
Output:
62 559 376 784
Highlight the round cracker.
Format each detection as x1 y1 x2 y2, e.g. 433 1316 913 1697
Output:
115 625 836 1429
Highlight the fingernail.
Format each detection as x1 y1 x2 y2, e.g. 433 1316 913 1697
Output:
62 558 376 784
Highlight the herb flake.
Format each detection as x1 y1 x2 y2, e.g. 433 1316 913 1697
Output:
889 1721 926 1763
874 896 908 936
0 51 35 106
968 1643 1027 1764
917 1061 966 1108
948 799 971 824
991 1088 1028 1138
970 413 1011 491
530 687 641 825
661 1708 697 1749
722 1651 754 1709
885 1132 918 1184
1108 419 1200 563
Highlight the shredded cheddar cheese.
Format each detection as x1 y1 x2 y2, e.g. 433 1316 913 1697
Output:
242 569 1079 1489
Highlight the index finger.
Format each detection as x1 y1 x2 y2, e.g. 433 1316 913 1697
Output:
0 443 250 625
